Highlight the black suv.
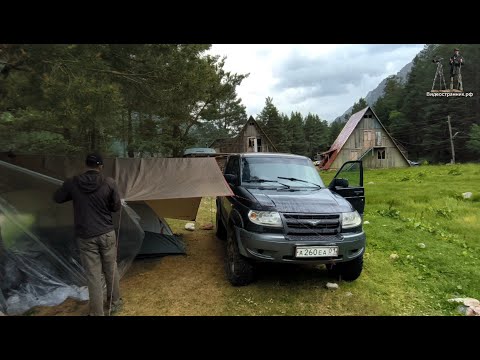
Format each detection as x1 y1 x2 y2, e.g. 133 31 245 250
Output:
216 153 366 286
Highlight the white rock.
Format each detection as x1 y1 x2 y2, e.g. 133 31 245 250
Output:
462 192 473 199
463 298 480 307
449 298 480 316
417 243 426 249
364 221 370 225
470 306 480 316
345 292 353 297
465 308 477 316
326 282 339 290
390 253 399 260
184 222 195 231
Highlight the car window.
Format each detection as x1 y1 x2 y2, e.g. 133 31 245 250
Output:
231 157 240 178
225 156 239 177
225 157 234 174
241 156 325 187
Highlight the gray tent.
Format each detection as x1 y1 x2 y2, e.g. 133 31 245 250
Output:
0 156 233 315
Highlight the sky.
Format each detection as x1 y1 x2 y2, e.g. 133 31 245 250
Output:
208 44 425 122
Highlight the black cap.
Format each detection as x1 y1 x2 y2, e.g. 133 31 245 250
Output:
85 153 104 167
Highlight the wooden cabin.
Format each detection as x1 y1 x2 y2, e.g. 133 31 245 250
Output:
320 106 410 170
210 116 278 154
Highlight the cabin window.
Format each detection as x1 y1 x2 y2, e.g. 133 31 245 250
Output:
257 138 262 152
377 150 385 160
247 137 258 152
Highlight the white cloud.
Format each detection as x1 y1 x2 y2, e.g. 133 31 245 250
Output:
209 44 424 122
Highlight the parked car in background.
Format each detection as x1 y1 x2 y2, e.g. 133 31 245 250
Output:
183 148 217 157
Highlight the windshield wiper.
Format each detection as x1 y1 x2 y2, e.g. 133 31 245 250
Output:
243 178 277 183
277 176 322 189
243 178 291 189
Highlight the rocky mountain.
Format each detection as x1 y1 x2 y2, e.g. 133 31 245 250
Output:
334 61 414 122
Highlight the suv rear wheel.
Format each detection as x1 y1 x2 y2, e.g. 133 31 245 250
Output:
327 254 363 281
225 227 255 286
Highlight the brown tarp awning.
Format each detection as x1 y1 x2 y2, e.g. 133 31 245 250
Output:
114 157 233 220
0 155 234 221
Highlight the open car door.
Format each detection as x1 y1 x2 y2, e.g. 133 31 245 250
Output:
328 161 365 215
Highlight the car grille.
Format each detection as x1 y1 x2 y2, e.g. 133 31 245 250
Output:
282 213 341 239
285 234 343 242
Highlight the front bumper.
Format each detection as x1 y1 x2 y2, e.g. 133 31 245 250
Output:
235 227 365 264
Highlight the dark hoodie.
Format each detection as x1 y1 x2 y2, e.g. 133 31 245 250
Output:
53 170 121 239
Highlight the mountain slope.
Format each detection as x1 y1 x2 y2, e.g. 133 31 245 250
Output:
334 61 413 122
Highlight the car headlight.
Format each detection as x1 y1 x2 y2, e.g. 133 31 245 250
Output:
342 211 362 229
248 210 282 227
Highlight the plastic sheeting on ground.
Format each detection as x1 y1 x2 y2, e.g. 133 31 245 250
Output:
0 161 140 315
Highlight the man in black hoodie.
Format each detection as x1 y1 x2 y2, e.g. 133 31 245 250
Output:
54 153 122 316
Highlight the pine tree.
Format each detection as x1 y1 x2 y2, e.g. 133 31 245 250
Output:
304 113 330 158
351 98 368 115
287 112 307 156
0 44 249 158
256 97 289 152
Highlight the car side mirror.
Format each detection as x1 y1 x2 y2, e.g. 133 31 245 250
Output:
224 174 238 186
331 178 349 188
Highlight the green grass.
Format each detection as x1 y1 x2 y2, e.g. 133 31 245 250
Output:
142 164 480 316
321 163 480 315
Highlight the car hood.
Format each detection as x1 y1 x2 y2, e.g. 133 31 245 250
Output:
243 187 353 213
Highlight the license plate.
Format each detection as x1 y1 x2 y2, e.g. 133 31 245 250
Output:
295 246 338 258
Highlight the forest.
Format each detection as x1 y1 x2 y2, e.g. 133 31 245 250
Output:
1 44 479 162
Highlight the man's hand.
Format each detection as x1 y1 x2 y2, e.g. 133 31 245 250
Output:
121 199 127 206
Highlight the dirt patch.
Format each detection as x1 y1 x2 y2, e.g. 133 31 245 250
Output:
31 228 228 316
120 228 228 316
29 298 89 316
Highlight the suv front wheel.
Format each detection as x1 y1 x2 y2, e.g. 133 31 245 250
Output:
327 254 363 281
215 207 227 241
225 227 255 286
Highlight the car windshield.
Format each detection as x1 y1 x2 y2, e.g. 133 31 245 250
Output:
241 156 325 188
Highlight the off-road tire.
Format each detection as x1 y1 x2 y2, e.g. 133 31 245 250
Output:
225 228 255 286
327 254 363 282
